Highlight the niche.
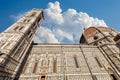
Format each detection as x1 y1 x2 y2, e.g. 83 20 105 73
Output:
110 74 117 80
108 68 118 80
41 76 46 80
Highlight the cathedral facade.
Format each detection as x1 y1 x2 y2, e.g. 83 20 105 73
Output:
0 9 120 80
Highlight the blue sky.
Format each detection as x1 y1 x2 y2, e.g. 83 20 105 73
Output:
0 0 120 43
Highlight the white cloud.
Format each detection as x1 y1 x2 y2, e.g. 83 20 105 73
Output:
39 1 107 43
10 1 107 43
44 1 64 25
53 28 73 41
35 26 59 43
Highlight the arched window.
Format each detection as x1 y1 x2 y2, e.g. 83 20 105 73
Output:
14 26 19 31
30 12 36 17
19 26 24 31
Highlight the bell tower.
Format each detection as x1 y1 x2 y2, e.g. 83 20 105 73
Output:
0 9 44 79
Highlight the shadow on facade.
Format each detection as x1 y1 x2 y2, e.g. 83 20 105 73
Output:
14 44 33 80
116 44 120 57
